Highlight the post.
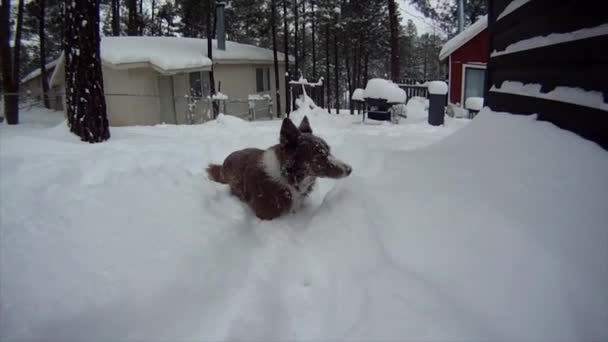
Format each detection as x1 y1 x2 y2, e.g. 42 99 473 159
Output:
427 81 447 126
458 0 464 33
216 1 226 50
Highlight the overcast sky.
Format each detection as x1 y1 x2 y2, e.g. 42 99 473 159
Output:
397 0 444 37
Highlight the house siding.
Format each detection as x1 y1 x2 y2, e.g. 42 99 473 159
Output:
486 0 608 149
103 66 162 126
449 29 489 104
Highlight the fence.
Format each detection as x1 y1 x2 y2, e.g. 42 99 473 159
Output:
0 92 274 124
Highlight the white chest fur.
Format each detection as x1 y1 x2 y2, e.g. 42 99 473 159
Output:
261 150 315 211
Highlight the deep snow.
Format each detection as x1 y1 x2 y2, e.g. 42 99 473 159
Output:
1 105 607 342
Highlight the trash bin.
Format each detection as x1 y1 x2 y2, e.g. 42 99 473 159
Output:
427 81 448 126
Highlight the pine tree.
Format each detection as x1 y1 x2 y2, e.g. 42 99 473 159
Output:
400 19 418 79
111 0 120 35
408 0 486 37
64 0 110 142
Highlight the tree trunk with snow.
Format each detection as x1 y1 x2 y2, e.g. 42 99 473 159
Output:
270 0 282 118
388 0 400 80
282 0 290 115
333 28 339 114
64 0 110 142
39 0 50 109
1 0 24 124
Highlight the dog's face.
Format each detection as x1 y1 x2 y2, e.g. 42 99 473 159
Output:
280 116 352 179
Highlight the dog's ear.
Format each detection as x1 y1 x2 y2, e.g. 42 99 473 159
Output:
280 118 300 145
299 116 312 134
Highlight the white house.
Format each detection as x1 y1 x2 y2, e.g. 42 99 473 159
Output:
41 36 288 126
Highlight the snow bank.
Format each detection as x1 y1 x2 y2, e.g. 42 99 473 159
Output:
465 97 484 111
364 78 407 103
427 80 448 95
491 23 608 57
439 15 487 60
1 106 607 342
351 88 365 101
405 96 428 119
491 81 608 111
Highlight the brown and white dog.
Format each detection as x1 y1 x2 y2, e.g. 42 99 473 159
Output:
207 116 352 220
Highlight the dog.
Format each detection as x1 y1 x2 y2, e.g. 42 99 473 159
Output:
207 116 352 220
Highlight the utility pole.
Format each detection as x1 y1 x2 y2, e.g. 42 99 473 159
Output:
457 0 464 33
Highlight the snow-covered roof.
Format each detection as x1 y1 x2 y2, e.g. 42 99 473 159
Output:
20 58 61 84
439 15 487 61
102 37 287 74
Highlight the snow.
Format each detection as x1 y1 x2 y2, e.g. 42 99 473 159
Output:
427 80 448 95
351 88 365 101
20 58 61 84
496 0 531 20
465 96 484 111
211 92 229 100
491 23 608 57
100 37 288 73
2 105 608 341
405 96 429 120
364 78 407 104
491 81 608 111
439 15 487 60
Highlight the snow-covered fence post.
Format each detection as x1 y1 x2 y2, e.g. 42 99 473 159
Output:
427 81 448 126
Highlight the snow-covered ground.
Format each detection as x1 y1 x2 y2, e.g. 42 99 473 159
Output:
1 104 607 341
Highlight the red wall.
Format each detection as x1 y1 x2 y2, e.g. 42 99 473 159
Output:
449 29 489 104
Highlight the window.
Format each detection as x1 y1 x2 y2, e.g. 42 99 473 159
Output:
256 67 271 92
189 71 210 98
189 72 202 97
462 66 486 103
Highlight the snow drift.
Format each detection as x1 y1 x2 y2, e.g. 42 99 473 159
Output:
1 106 607 342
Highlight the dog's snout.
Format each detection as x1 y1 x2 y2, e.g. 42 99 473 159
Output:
345 165 352 176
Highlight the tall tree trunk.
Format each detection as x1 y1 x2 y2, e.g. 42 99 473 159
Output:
364 52 369 85
270 0 282 118
150 0 156 35
39 0 50 108
310 0 316 103
333 27 339 115
346 49 353 114
301 0 305 75
0 0 19 124
207 0 218 118
293 0 299 79
127 0 138 35
65 0 110 142
139 0 144 34
388 0 400 80
325 24 330 113
282 0 290 115
111 0 120 36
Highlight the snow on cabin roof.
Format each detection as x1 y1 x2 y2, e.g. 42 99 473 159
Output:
439 15 487 61
20 58 61 84
101 37 287 73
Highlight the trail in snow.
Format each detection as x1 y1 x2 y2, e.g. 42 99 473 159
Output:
1 105 607 341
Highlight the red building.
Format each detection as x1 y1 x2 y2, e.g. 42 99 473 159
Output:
439 16 489 106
